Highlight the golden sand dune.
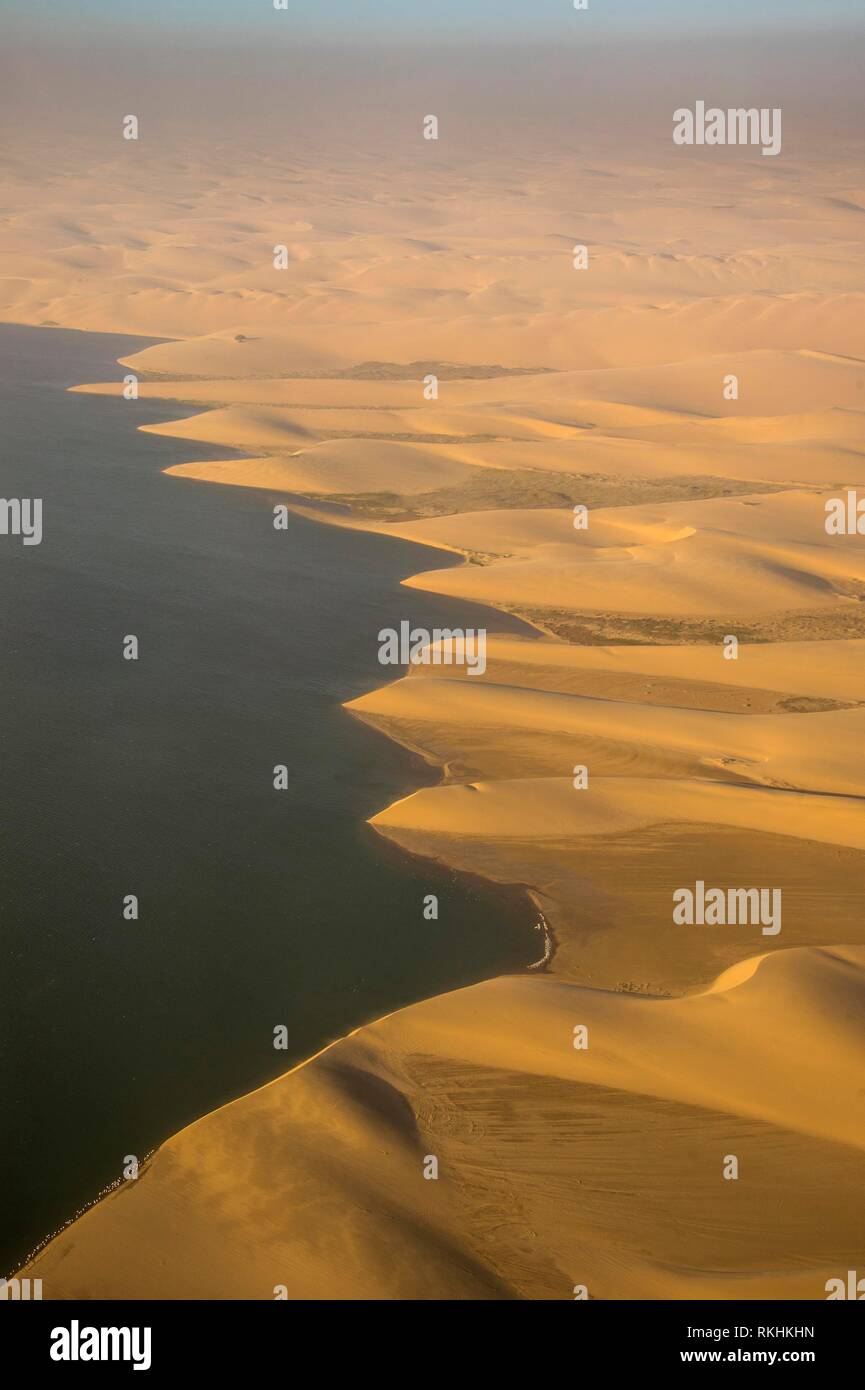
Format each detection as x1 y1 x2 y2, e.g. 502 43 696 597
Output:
163 430 865 500
456 635 865 703
165 442 480 498
634 407 865 445
349 674 865 794
141 402 586 448
372 774 865 853
20 947 865 1299
390 491 865 621
437 347 865 416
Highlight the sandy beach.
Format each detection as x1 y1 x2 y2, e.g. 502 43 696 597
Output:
4 20 865 1300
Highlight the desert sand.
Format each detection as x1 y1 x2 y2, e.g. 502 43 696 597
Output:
17 947 865 1300
6 122 865 1297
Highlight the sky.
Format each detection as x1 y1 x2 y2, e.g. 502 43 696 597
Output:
1 0 861 149
3 0 864 44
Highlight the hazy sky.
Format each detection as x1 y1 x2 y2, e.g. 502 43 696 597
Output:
3 0 864 43
2 0 861 151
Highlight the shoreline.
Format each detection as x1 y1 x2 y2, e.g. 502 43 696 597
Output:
2 327 546 1281
10 180 865 1292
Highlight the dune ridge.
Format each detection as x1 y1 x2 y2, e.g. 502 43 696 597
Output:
17 946 865 1300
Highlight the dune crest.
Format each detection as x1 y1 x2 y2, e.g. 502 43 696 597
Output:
19 946 865 1300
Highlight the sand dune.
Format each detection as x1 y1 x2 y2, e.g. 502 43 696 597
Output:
349 675 865 794
372 775 865 853
387 491 865 626
448 635 865 703
166 442 481 497
20 947 865 1299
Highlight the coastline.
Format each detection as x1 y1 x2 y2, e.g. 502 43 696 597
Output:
6 122 865 1296
16 337 865 1297
1 325 542 1278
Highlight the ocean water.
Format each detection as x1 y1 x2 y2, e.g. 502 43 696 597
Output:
0 324 535 1274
